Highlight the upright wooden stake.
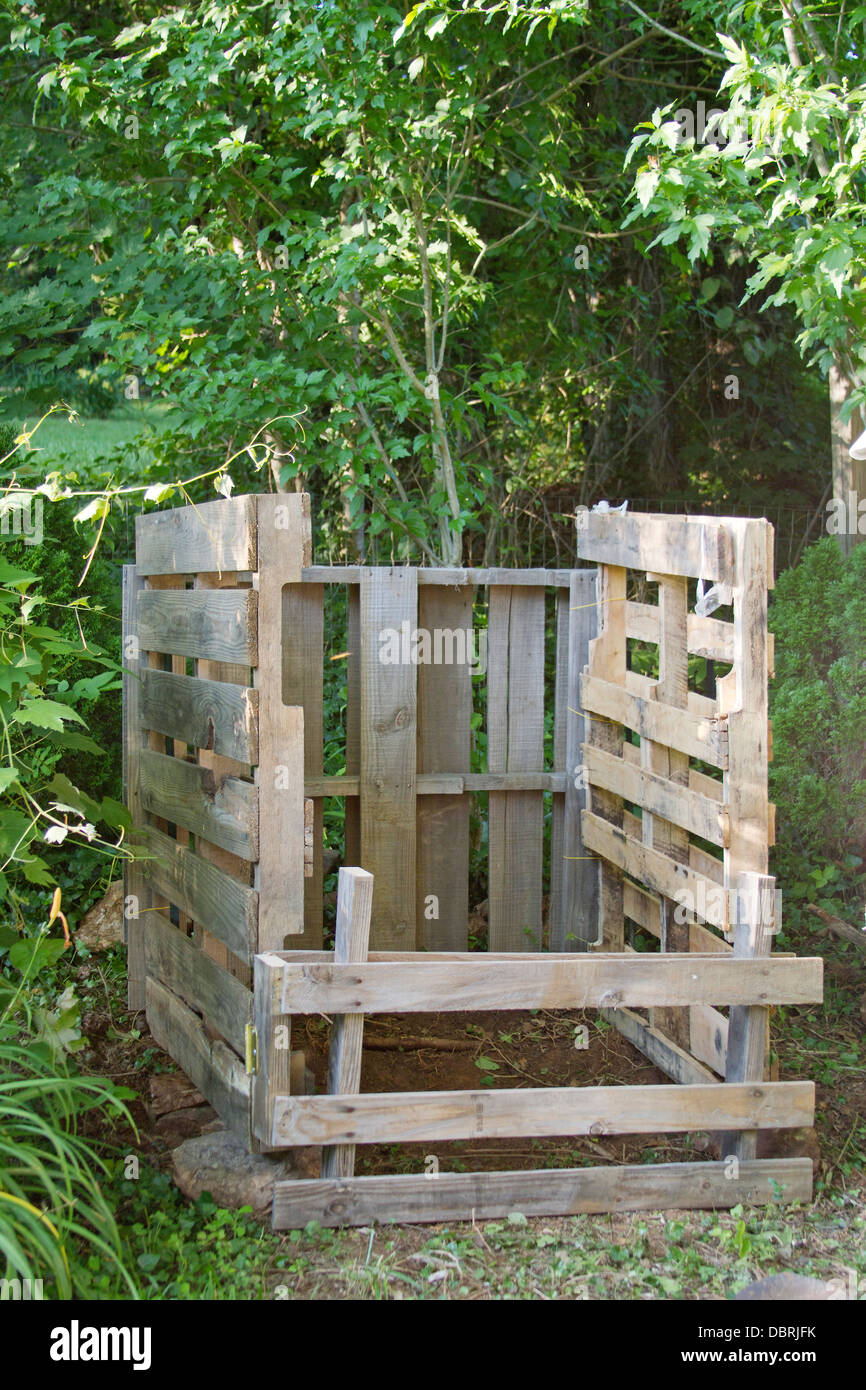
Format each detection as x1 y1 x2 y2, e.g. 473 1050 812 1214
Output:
321 867 375 1180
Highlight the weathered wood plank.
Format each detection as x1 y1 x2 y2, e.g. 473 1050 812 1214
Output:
723 871 777 1161
548 588 570 947
139 668 258 764
586 564 627 948
416 586 473 950
254 495 307 948
604 1006 719 1086
274 1080 811 1147
558 570 599 949
302 566 575 587
360 567 418 949
143 825 257 963
272 1158 813 1228
584 743 727 848
283 579 324 950
146 977 250 1138
137 588 258 665
136 496 257 576
488 586 546 951
144 911 251 1056
122 565 148 1010
576 511 734 583
581 674 727 767
321 867 375 1178
690 1003 729 1077
344 582 361 868
305 771 569 797
138 748 257 860
252 952 294 1147
276 954 822 1014
582 812 734 930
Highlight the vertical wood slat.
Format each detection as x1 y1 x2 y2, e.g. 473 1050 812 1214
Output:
487 587 546 952
586 564 626 949
194 571 253 987
557 570 600 949
720 871 776 1161
719 518 775 1156
548 590 569 948
122 566 149 1010
344 584 361 868
321 867 374 1179
644 575 691 1048
283 581 324 950
416 586 473 950
255 495 308 950
360 568 418 949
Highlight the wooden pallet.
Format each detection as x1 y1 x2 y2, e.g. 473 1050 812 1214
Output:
123 497 822 1223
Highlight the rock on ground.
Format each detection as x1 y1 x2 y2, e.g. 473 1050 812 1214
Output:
171 1129 321 1216
734 1273 836 1300
76 880 124 951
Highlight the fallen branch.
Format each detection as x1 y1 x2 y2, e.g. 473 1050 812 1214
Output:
805 904 866 954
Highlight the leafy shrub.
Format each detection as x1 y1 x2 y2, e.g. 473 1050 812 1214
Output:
0 937 137 1297
770 538 866 920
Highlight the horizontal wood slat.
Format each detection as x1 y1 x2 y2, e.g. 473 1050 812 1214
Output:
577 511 734 583
581 674 727 768
138 588 257 665
140 669 258 764
302 566 576 587
272 1081 812 1146
603 1006 718 1086
275 953 821 1014
304 772 568 797
136 496 257 576
627 601 734 662
144 826 257 963
145 912 251 1056
146 977 250 1136
583 743 728 847
271 1158 813 1228
583 811 734 928
139 749 258 860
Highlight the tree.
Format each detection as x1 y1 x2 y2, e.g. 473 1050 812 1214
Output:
623 1 866 550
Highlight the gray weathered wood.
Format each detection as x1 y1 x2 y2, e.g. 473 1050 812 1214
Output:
604 1006 720 1087
254 494 307 948
577 511 734 583
136 495 257 576
360 568 418 948
147 977 250 1138
416 586 473 950
581 674 727 767
723 870 777 1161
559 569 600 948
137 587 258 665
321 867 375 1177
252 951 293 1146
548 589 570 947
272 1158 813 1228
138 748 258 860
275 953 822 1014
282 579 324 949
585 563 627 947
273 1080 811 1146
144 911 251 1056
302 566 575 587
144 825 257 963
122 565 149 1010
344 582 361 868
139 668 258 764
488 586 546 951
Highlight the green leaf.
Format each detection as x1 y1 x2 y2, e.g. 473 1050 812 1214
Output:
13 700 86 731
474 1055 499 1072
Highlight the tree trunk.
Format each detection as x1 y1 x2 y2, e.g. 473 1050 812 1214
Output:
829 355 866 555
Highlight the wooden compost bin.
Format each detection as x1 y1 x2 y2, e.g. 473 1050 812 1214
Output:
122 493 822 1227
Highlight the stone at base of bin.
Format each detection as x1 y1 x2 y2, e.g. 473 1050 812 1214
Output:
172 1129 321 1216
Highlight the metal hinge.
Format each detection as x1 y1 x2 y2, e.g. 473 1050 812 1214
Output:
245 1024 258 1075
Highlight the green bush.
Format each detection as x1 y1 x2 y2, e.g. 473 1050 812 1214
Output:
770 538 866 920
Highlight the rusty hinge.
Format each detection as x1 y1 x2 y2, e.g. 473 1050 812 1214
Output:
245 1024 258 1075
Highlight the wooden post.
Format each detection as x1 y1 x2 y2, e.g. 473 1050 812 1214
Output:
557 569 599 948
254 494 308 951
720 870 776 1161
585 563 626 948
122 565 149 1011
321 867 375 1179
